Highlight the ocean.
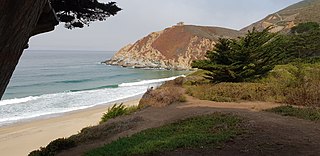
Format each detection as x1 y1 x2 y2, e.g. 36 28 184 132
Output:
0 50 188 126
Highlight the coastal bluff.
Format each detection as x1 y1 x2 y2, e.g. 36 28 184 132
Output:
105 25 241 70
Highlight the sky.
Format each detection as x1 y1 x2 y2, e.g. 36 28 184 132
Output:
29 0 302 51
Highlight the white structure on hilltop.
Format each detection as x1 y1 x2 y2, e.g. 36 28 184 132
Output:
177 22 184 26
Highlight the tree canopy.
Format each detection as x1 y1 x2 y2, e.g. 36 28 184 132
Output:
192 28 286 83
290 22 320 34
50 0 121 29
192 22 320 83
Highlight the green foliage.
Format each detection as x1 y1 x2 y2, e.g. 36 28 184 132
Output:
266 105 320 121
100 103 139 123
282 63 320 106
192 28 286 83
28 138 76 156
291 22 320 34
285 28 320 60
51 0 121 29
86 113 242 156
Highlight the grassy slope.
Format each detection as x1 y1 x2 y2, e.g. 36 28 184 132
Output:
185 64 320 106
86 113 243 156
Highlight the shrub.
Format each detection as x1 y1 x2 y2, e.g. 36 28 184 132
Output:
100 103 139 123
283 64 320 106
291 22 320 34
29 138 76 156
178 95 187 102
139 79 185 108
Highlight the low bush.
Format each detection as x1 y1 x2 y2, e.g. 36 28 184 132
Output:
139 79 186 108
29 138 76 156
100 103 139 123
284 64 320 106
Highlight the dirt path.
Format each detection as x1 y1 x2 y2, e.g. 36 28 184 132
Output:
59 96 320 156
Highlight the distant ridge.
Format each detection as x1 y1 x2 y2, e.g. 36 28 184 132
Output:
241 0 320 33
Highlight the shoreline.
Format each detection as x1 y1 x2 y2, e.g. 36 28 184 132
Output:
0 97 141 156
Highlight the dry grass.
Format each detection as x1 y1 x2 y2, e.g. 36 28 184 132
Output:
139 77 186 108
186 64 320 106
186 83 276 102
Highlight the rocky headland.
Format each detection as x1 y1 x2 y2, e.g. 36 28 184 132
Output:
106 0 320 70
105 25 241 70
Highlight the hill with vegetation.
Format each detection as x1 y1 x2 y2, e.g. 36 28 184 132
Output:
241 0 320 33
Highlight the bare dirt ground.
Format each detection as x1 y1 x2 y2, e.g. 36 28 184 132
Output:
59 96 320 156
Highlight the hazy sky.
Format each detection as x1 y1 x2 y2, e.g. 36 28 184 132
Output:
29 0 302 51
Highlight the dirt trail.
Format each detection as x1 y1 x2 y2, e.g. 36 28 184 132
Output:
59 96 320 156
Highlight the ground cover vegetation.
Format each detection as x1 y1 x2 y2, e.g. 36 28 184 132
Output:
188 22 320 107
265 105 320 121
86 113 243 156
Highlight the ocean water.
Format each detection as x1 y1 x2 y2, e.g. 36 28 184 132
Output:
0 50 188 126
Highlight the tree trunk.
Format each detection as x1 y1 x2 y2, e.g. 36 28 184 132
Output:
0 0 47 99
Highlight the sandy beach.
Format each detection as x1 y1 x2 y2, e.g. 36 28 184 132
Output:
0 98 140 156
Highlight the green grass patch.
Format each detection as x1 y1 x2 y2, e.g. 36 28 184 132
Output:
86 113 243 156
266 105 320 121
100 103 139 123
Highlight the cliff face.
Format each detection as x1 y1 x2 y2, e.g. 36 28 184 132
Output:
106 25 241 70
241 0 320 33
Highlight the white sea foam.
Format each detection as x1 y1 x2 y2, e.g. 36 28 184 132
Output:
0 76 182 126
119 75 185 87
0 96 40 106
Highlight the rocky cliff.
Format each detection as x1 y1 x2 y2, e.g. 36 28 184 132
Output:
107 0 320 70
241 0 320 33
106 25 241 70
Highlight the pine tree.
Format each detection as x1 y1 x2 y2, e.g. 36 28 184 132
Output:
192 28 286 83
